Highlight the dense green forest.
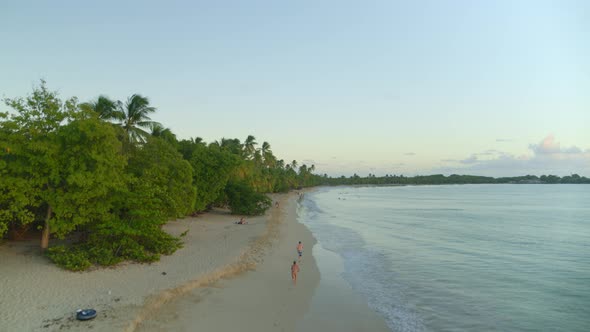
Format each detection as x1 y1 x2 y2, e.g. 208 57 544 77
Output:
1 82 587 270
0 81 322 270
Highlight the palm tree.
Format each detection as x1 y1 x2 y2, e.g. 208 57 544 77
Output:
150 123 177 145
253 150 263 165
299 164 308 175
218 137 242 155
80 95 120 120
261 141 276 167
81 94 160 144
243 135 257 159
117 94 160 143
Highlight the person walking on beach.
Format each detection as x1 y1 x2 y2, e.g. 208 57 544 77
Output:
297 241 303 261
291 261 300 285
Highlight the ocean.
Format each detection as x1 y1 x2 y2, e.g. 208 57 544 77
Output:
297 184 590 332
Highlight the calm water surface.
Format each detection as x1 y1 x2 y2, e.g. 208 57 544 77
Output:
299 184 590 332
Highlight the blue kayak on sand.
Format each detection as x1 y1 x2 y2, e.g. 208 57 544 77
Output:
76 309 97 321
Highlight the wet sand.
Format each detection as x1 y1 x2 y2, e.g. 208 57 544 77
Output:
137 192 320 331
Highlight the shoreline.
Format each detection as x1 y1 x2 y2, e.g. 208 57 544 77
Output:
137 189 390 332
296 244 391 332
136 190 321 331
1 190 391 332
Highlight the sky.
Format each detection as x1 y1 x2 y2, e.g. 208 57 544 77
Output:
1 0 589 177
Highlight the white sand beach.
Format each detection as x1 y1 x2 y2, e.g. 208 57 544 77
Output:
0 193 288 332
136 190 389 332
0 191 389 332
136 192 320 332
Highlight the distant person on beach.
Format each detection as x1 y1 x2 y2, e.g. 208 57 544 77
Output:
291 261 300 285
237 217 246 225
275 201 279 208
297 241 303 260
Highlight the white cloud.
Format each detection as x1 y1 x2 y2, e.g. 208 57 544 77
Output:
529 134 561 154
434 135 590 176
564 146 582 154
309 135 589 177
460 154 479 164
527 135 585 156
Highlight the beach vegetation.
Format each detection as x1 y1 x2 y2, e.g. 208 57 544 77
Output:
126 136 195 218
46 245 92 271
185 140 240 211
1 81 319 270
149 123 178 147
79 95 119 120
116 94 162 144
224 180 273 215
0 82 127 250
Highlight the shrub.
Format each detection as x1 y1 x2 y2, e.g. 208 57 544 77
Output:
87 246 124 266
46 223 183 271
46 245 92 271
225 181 272 216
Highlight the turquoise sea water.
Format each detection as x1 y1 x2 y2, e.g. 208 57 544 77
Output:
299 185 590 332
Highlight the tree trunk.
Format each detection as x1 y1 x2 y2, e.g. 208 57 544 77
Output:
41 206 52 251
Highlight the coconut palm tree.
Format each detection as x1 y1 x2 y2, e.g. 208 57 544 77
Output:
116 94 161 143
80 94 160 144
150 122 171 137
299 164 308 175
217 138 242 155
253 150 263 165
150 123 177 145
261 141 276 167
80 95 120 120
243 135 257 159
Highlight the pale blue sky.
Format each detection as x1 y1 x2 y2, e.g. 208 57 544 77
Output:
2 0 589 176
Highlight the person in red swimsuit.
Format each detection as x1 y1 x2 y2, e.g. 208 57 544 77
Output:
291 261 300 285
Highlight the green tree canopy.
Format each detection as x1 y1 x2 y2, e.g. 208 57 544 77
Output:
126 137 195 218
224 180 272 216
187 143 240 211
0 81 127 249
